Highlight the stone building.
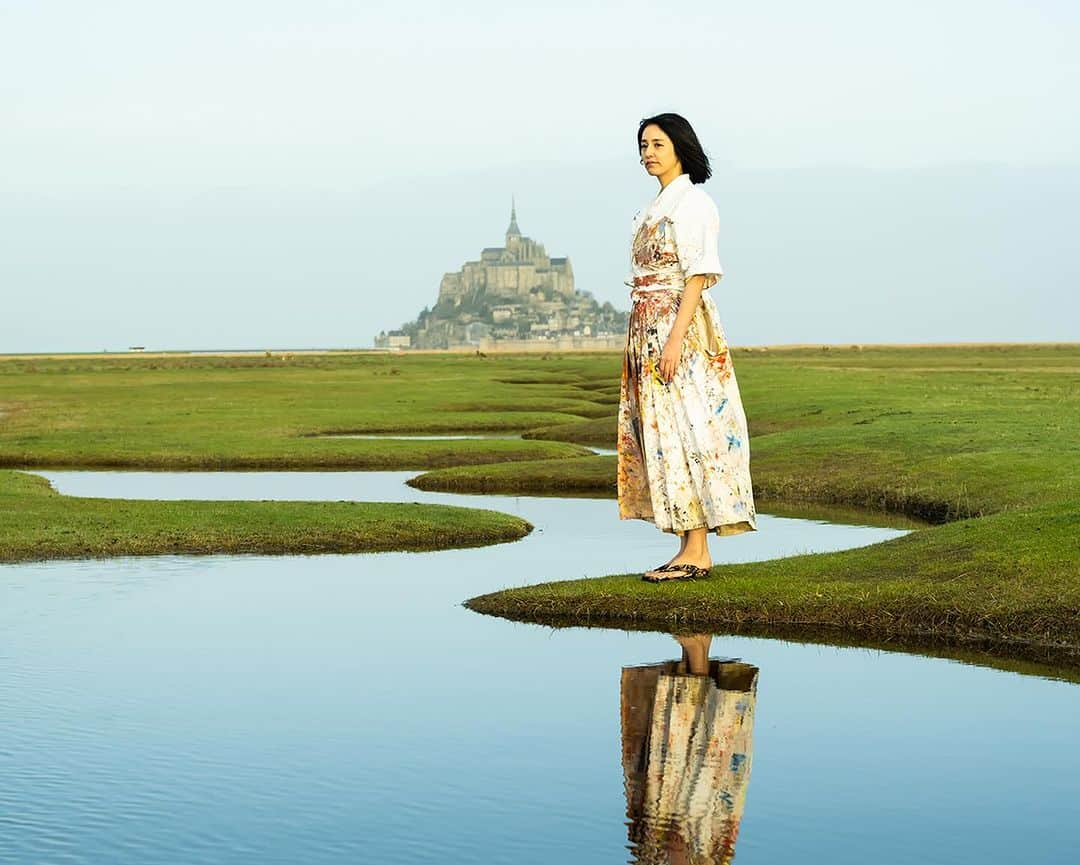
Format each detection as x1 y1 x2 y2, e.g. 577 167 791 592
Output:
435 199 575 309
379 199 628 350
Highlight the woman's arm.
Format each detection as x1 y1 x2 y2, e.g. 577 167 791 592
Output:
659 274 709 382
660 191 723 382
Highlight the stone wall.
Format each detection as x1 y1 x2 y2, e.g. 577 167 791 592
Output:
476 335 624 353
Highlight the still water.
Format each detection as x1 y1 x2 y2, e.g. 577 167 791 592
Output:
1 470 1077 864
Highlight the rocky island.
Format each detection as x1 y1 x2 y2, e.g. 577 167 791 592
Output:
376 200 628 351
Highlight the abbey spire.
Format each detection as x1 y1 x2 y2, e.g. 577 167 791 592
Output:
505 195 521 240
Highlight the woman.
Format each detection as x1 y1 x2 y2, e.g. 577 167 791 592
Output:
618 113 758 583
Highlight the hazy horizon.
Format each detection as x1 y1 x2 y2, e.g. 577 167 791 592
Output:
3 1 1077 353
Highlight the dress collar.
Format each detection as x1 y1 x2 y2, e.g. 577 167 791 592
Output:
653 172 691 203
643 172 692 219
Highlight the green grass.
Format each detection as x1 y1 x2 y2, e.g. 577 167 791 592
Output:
521 416 617 447
0 352 614 559
409 455 616 494
415 344 1079 522
3 345 1079 664
0 469 532 563
437 343 1080 660
467 502 1079 657
0 352 607 469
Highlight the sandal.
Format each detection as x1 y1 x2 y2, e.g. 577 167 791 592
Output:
642 563 710 583
641 562 683 581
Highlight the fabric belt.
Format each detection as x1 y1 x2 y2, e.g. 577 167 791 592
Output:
631 273 684 290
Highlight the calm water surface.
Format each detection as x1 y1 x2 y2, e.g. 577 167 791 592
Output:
1 470 1077 864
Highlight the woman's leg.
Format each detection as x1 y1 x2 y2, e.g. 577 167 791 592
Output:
645 527 712 580
676 530 689 558
643 530 690 578
675 633 713 675
679 527 711 568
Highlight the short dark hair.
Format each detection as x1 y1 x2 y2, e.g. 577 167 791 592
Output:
637 113 712 184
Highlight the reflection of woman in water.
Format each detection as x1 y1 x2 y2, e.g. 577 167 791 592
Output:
620 635 757 864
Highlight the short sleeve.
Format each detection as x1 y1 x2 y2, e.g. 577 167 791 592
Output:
674 192 723 289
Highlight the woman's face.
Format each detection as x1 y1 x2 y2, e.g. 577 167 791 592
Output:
639 124 681 178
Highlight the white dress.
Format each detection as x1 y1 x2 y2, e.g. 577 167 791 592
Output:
616 173 758 536
624 171 724 292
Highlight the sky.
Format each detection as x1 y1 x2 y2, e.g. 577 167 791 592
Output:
1 0 1077 352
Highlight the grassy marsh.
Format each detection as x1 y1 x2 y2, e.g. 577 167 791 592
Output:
2 345 1078 662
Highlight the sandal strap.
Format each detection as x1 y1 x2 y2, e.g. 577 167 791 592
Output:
668 562 710 571
642 562 712 582
662 563 710 577
646 572 691 583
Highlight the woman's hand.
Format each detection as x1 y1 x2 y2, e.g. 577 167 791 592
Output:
660 334 683 382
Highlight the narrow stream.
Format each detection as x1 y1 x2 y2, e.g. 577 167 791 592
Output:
1 469 1076 864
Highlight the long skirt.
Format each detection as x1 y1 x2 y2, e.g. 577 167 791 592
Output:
617 287 758 536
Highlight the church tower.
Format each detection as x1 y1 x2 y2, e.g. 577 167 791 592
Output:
505 195 522 254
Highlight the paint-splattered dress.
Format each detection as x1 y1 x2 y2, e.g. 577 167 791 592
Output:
617 172 757 536
621 659 758 863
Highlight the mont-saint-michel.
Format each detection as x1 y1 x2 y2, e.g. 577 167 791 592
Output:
375 201 629 351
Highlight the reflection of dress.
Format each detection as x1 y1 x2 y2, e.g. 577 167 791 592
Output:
617 172 757 537
621 659 758 864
